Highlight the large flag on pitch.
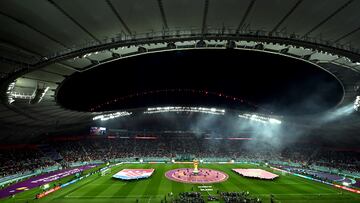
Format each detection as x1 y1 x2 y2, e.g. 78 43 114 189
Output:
113 169 155 180
232 169 278 180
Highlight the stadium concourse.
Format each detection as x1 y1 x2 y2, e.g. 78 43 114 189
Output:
1 0 360 202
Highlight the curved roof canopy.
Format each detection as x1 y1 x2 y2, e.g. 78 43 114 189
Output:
57 49 343 115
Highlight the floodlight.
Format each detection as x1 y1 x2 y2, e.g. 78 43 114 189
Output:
93 111 132 121
144 106 225 115
30 86 50 104
238 113 282 125
354 96 360 111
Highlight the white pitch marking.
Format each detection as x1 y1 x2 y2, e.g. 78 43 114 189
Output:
256 192 343 196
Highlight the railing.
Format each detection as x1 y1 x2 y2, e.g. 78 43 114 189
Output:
43 27 360 60
1 27 360 80
0 165 61 187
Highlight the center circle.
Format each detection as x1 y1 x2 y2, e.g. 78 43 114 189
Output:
165 168 228 184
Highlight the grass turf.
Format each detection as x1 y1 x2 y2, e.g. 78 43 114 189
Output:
1 163 360 203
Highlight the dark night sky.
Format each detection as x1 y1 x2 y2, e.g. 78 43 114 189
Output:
57 49 343 115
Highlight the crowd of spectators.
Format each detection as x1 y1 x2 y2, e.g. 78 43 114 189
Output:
0 135 359 178
50 138 265 162
278 166 332 183
279 147 360 173
52 137 360 173
0 149 57 178
310 150 360 173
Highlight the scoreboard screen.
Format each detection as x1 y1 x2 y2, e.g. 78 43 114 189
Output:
90 127 106 135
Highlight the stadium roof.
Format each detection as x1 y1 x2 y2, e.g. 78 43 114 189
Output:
0 0 360 143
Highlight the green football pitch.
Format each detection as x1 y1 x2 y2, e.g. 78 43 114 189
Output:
2 163 360 203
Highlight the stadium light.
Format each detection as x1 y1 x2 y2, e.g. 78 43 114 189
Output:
238 113 282 125
269 118 282 124
6 81 16 104
7 81 15 92
11 92 35 100
6 81 50 104
144 106 225 115
8 98 15 104
354 96 360 111
30 86 50 104
93 111 132 121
